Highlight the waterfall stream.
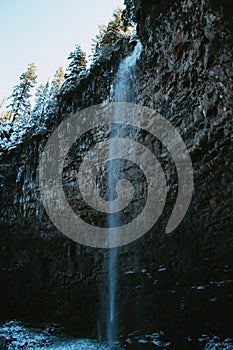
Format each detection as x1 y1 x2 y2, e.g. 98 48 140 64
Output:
106 40 143 349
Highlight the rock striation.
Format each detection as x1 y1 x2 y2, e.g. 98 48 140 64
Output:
0 0 232 345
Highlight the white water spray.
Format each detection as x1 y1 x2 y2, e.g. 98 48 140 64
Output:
106 41 143 348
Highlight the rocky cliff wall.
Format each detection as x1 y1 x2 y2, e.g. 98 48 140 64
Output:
120 0 233 340
0 0 232 344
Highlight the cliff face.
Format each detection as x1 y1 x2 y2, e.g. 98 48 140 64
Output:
0 0 233 344
125 0 233 339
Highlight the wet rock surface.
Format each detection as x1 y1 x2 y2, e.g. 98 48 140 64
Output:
0 320 110 349
0 321 232 349
0 0 232 346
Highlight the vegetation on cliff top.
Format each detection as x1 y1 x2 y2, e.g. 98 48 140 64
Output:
0 6 132 153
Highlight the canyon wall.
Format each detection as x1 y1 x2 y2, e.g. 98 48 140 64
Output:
0 0 232 344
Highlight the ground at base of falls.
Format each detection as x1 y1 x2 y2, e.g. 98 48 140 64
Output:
0 320 233 350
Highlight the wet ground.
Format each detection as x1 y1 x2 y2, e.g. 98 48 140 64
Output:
0 321 233 349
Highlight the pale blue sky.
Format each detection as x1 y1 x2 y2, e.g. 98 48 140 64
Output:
0 0 123 102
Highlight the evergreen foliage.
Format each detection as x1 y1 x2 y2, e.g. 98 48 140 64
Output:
50 67 65 95
0 5 134 152
32 81 50 122
122 0 136 29
7 63 37 124
64 45 87 84
92 8 131 64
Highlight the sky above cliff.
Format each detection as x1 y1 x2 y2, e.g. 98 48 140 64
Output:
0 0 123 103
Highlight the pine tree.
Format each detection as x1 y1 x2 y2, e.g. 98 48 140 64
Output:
49 67 64 97
8 63 37 124
64 45 87 87
92 8 131 63
32 81 50 121
42 67 64 117
102 7 128 45
122 0 135 29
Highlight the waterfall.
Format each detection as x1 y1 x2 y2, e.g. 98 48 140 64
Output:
105 40 143 349
113 41 143 103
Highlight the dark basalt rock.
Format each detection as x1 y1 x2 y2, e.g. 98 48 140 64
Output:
0 0 232 346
